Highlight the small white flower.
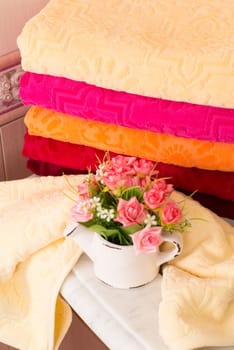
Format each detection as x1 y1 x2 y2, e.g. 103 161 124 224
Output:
144 214 157 226
96 164 106 182
92 196 100 203
96 204 115 222
106 209 115 220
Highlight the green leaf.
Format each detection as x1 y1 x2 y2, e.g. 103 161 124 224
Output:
99 191 117 207
121 186 143 202
120 224 142 235
84 224 133 246
118 232 132 245
87 224 109 234
88 224 120 237
80 219 98 228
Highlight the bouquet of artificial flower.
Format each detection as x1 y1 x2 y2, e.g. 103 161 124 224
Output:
69 154 191 254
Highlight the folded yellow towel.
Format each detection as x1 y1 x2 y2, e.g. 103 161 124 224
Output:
0 175 84 350
18 0 234 108
1 175 234 350
159 266 234 350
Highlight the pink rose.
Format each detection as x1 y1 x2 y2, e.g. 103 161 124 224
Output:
98 155 137 190
132 159 157 176
77 175 98 198
153 180 174 195
130 175 142 187
138 175 152 189
71 200 94 222
143 188 165 209
110 155 136 175
132 226 162 254
162 201 182 224
115 197 147 226
101 171 128 191
77 182 90 199
131 174 156 189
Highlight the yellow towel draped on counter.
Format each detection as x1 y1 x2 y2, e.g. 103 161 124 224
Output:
25 106 234 172
0 175 234 349
159 195 234 349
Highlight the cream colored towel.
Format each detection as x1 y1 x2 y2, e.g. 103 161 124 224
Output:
0 175 84 350
1 175 234 350
159 192 234 349
18 0 234 108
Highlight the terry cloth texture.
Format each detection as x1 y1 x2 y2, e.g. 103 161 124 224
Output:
1 176 234 349
24 106 234 172
20 72 234 143
18 0 234 108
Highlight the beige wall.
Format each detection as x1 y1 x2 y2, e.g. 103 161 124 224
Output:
0 0 49 56
0 0 48 181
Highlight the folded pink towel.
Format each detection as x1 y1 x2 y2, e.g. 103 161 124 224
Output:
20 72 234 143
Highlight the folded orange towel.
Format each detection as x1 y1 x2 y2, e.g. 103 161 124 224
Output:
25 106 234 172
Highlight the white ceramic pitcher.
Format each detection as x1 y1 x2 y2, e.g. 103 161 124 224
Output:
64 222 182 289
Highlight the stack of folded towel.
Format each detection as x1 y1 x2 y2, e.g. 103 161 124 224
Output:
17 0 234 218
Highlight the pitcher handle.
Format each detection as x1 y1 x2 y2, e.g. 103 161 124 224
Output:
63 221 79 237
156 232 183 266
64 223 96 261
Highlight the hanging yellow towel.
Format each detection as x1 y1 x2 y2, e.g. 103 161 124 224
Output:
17 0 234 108
25 106 234 172
0 175 84 350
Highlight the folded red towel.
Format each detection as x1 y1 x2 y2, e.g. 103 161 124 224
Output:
23 132 234 201
26 158 234 220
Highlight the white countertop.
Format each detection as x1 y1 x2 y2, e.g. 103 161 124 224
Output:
61 251 234 350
